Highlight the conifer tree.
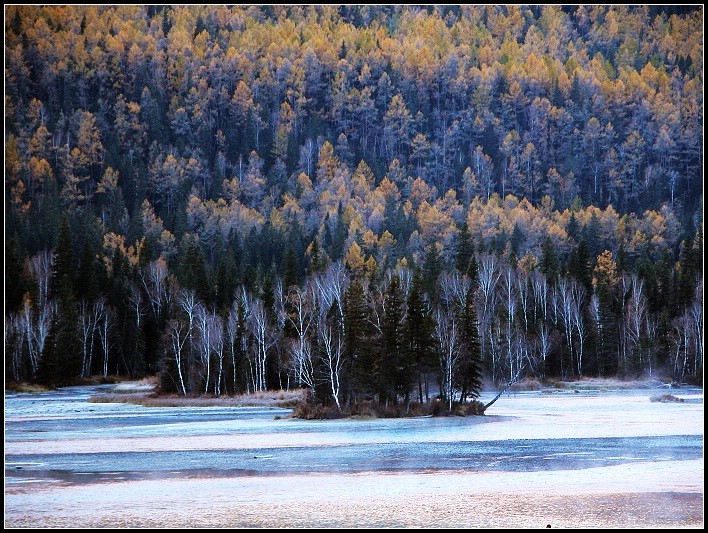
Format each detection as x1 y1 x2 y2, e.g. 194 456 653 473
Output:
593 251 620 376
344 278 372 404
180 238 211 304
540 236 560 284
422 245 442 297
381 275 407 405
455 222 473 273
284 246 299 290
308 238 324 275
406 270 437 403
5 237 25 314
51 216 75 299
38 217 82 385
568 240 593 293
456 288 483 401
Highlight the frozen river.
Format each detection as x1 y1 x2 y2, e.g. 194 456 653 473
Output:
5 385 704 527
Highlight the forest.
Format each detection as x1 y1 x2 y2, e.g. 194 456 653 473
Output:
4 6 703 410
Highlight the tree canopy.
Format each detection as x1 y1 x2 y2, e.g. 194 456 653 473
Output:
5 6 703 402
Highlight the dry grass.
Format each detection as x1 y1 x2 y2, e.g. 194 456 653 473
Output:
5 381 52 393
111 376 158 394
454 400 486 416
6 375 140 393
509 378 543 391
89 388 307 408
545 377 669 391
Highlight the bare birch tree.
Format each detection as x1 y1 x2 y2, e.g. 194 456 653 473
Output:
165 318 189 395
554 278 575 378
98 304 115 378
435 306 460 412
140 258 170 323
288 284 317 392
177 289 199 393
688 281 703 377
79 299 104 377
211 312 225 396
320 318 344 409
500 265 518 381
477 254 501 381
29 250 53 310
19 298 39 377
247 298 280 392
194 303 215 394
314 262 348 333
624 275 646 371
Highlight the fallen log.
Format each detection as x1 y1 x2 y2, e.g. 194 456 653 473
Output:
484 371 521 411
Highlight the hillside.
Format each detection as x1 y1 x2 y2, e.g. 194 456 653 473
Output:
5 6 703 407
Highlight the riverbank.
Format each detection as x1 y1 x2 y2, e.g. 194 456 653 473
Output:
82 375 693 419
90 388 305 409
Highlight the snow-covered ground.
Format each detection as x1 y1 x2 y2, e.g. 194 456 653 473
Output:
4 386 704 527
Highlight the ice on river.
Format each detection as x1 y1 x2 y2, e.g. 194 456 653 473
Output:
4 386 704 528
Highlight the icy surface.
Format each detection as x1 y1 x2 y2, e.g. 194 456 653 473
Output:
4 386 704 527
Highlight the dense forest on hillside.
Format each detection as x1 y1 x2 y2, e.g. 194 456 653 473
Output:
5 6 703 408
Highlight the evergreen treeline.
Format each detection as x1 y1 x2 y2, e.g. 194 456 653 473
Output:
5 6 703 404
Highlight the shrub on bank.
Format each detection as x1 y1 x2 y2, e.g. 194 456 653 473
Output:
292 397 487 419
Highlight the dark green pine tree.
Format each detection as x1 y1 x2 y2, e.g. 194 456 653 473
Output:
566 212 580 243
51 216 76 299
283 246 299 290
330 203 349 261
455 222 474 273
422 245 442 298
592 260 620 377
567 240 593 293
308 238 325 275
76 239 104 303
540 236 560 285
137 236 154 269
582 213 603 258
406 270 437 403
5 237 26 313
616 243 628 275
261 273 275 319
694 226 703 276
36 313 61 386
383 196 410 245
676 232 701 311
509 222 525 260
456 289 483 401
37 217 82 386
596 288 619 377
180 237 211 304
344 278 373 405
215 255 236 313
381 275 409 405
467 255 479 286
